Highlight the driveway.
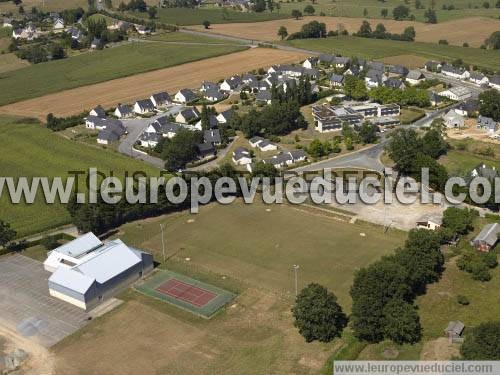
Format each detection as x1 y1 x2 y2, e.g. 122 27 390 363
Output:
118 105 183 169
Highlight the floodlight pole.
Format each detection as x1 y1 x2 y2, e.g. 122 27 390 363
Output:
293 264 300 296
160 223 166 264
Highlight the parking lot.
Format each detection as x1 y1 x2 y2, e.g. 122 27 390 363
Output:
0 254 90 348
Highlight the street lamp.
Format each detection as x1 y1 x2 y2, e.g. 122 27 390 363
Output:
293 264 300 296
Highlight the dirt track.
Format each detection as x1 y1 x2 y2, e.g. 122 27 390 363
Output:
0 48 308 119
189 16 500 47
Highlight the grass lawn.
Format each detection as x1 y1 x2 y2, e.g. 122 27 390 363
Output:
0 116 160 237
115 199 406 309
0 37 246 106
127 7 289 26
439 138 500 176
0 53 30 74
400 107 425 124
286 36 500 71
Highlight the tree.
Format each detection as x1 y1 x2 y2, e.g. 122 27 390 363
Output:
381 8 388 18
18 5 24 14
421 128 447 159
424 9 438 23
478 89 500 121
442 207 474 235
461 321 500 359
200 104 210 130
148 5 157 19
483 1 490 8
253 0 267 12
350 258 411 342
383 299 422 344
277 25 288 40
41 236 60 250
402 26 416 41
344 75 368 101
392 5 410 20
251 161 279 178
160 129 203 170
385 128 422 174
303 4 315 14
292 283 348 343
363 8 368 16
0 220 16 247
291 9 302 19
358 122 378 144
357 20 372 37
50 43 66 60
202 20 211 29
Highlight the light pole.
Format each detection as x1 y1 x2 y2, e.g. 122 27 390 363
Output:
160 223 166 264
293 264 300 296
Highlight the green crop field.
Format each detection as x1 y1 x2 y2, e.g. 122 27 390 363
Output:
146 31 246 44
117 200 406 309
0 116 160 237
126 7 289 26
0 37 246 106
275 0 500 22
286 36 500 71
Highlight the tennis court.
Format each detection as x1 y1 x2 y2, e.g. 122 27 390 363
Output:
134 270 236 318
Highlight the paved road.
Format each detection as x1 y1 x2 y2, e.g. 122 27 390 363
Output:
118 105 183 169
421 70 485 98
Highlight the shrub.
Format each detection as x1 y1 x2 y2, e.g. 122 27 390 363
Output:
457 295 470 305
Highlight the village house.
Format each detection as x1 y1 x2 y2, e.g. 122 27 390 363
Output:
150 92 172 108
344 65 361 77
416 214 442 231
256 139 278 152
53 17 65 30
203 89 226 103
203 129 222 146
405 70 426 86
135 25 150 35
89 105 106 118
470 223 500 252
388 65 409 77
139 132 161 148
455 100 479 117
428 92 443 107
232 147 252 165
384 77 406 90
256 90 272 105
97 126 125 145
424 60 442 72
114 104 133 119
216 109 234 124
470 163 497 180
220 76 243 92
197 143 216 158
443 109 464 128
439 86 472 101
195 114 219 130
133 99 155 114
440 64 470 80
477 115 498 133
200 81 218 92
469 71 489 86
302 57 318 69
330 73 344 87
365 69 384 88
2 18 13 28
90 38 102 49
174 89 197 104
368 61 385 72
332 56 350 69
489 75 500 90
175 107 200 124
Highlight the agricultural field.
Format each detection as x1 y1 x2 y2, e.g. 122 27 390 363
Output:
0 37 247 108
0 0 159 12
0 116 160 237
126 6 288 26
0 47 308 118
286 36 500 71
52 200 406 374
0 53 29 73
191 16 500 47
273 0 500 22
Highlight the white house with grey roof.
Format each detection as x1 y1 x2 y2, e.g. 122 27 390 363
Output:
45 233 153 310
469 72 489 86
406 70 426 86
439 86 472 101
477 116 497 133
150 92 172 108
174 89 197 104
489 75 500 90
89 105 106 118
133 99 155 114
114 104 133 118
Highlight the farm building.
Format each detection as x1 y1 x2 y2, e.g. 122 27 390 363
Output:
45 233 154 310
439 86 472 101
470 223 500 252
444 321 464 342
416 214 442 231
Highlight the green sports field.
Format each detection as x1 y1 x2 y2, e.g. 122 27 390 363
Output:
285 36 500 71
0 116 160 237
0 37 246 106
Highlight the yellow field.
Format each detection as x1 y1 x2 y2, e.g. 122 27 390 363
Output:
0 48 308 119
190 16 500 47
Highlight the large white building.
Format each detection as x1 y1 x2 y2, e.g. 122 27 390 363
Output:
45 233 153 310
439 86 472 101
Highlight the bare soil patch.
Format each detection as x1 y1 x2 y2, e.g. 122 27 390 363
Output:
0 48 307 119
446 118 500 144
190 16 499 47
378 55 429 69
420 337 460 360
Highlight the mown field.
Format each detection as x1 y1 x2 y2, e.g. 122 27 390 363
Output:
192 16 500 47
53 200 406 374
440 139 500 176
274 0 500 22
0 116 160 237
0 37 246 107
286 36 500 71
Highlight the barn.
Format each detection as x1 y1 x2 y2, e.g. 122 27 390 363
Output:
44 233 154 310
